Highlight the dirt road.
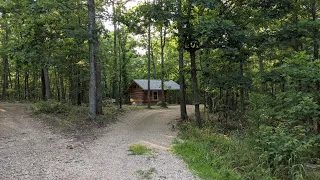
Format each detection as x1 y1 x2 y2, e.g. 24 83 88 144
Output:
0 102 198 180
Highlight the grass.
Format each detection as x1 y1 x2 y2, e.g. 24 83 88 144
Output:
31 100 136 136
129 144 153 155
173 122 276 180
31 100 71 115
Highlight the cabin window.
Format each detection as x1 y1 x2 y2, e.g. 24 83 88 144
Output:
153 91 158 100
133 85 138 89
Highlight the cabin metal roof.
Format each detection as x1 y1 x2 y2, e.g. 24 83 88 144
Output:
133 79 180 90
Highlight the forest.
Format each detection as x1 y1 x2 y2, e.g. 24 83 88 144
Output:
0 0 320 179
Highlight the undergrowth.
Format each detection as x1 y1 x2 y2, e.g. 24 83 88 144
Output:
32 100 71 115
174 92 320 180
174 123 275 180
31 100 132 135
174 122 320 180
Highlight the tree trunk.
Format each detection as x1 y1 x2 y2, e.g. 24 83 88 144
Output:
225 89 229 107
41 69 46 100
151 42 156 79
292 3 300 52
208 93 213 113
95 36 103 114
42 67 51 100
118 31 123 109
88 0 96 119
311 0 319 132
112 2 118 102
239 59 245 114
147 22 151 109
177 0 187 121
311 0 318 61
190 50 201 127
77 69 82 105
24 71 29 100
60 74 66 101
258 52 266 93
314 120 320 134
30 70 35 100
2 56 9 99
311 0 319 90
55 69 60 101
160 26 167 107
121 36 129 104
69 66 77 105
8 67 12 89
1 14 9 99
103 62 109 97
16 68 21 99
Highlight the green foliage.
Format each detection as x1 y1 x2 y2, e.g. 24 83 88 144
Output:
248 92 320 179
156 101 168 107
1 0 319 179
273 92 320 125
128 144 152 155
255 124 318 178
249 91 320 131
32 100 71 115
32 101 132 135
174 123 275 180
280 52 320 90
178 106 320 180
248 93 274 128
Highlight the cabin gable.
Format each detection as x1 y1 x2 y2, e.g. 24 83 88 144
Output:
126 82 145 103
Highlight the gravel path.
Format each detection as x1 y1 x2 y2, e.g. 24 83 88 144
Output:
0 102 199 180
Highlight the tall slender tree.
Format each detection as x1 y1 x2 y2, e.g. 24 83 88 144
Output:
147 20 151 109
88 0 97 119
177 0 187 120
1 11 9 99
160 26 167 107
185 0 201 127
112 1 119 103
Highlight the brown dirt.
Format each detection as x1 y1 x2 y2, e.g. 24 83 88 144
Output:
0 102 199 180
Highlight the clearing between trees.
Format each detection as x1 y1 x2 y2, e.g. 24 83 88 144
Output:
0 102 199 180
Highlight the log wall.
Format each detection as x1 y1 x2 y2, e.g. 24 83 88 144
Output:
129 88 145 102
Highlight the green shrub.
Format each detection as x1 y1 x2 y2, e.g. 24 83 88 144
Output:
174 123 275 180
175 121 320 180
248 93 274 128
156 101 168 107
273 91 320 126
32 100 71 115
248 92 320 179
254 124 317 178
248 92 320 131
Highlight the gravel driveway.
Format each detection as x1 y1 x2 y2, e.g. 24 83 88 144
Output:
0 102 199 180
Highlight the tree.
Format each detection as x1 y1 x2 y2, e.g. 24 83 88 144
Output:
95 30 103 114
159 25 167 107
111 0 119 103
147 17 151 109
1 8 9 99
184 0 201 127
176 0 187 120
88 0 96 119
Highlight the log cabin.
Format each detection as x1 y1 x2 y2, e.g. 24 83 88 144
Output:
125 79 180 104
